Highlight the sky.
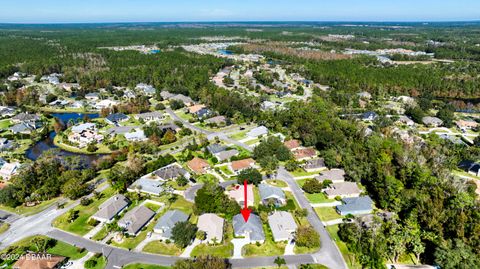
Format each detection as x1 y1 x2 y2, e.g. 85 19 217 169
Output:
0 0 479 23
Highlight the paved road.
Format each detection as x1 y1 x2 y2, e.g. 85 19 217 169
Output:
166 107 253 152
0 210 20 224
277 166 348 269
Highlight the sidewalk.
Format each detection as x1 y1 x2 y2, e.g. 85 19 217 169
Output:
180 238 201 257
84 223 104 239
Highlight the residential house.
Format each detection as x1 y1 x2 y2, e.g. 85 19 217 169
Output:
422 116 443 127
10 123 35 134
315 169 346 183
232 214 265 243
127 178 165 196
303 158 326 172
118 205 155 235
293 148 317 161
153 210 189 239
336 196 374 216
160 90 175 100
187 157 210 174
68 129 103 148
135 111 164 122
468 162 480 177
158 123 181 133
106 113 129 125
170 94 194 106
11 113 40 124
13 254 66 269
205 116 226 126
324 182 361 199
85 93 100 101
207 144 226 155
215 149 239 162
283 139 301 151
0 162 20 181
228 184 254 207
71 122 96 133
197 213 224 244
268 211 297 242
0 138 14 151
94 99 119 110
195 108 212 119
187 104 206 114
106 126 138 137
135 83 156 96
91 194 130 223
456 119 479 131
397 116 415 127
229 158 255 174
124 129 147 142
141 163 190 182
258 184 286 207
261 101 276 111
247 126 268 139
0 107 16 118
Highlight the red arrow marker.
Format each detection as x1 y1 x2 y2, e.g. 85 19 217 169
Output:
240 179 251 222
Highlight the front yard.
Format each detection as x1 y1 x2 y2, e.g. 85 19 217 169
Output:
143 241 182 256
314 207 341 221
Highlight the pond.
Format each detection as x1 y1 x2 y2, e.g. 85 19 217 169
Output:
218 49 234 55
25 112 105 167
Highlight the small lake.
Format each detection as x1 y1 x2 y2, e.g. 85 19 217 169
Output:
25 112 104 167
218 49 234 55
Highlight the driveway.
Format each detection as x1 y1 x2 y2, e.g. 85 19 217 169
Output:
231 238 250 258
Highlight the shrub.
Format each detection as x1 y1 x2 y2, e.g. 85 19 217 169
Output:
295 226 320 248
84 259 97 268
302 179 323 194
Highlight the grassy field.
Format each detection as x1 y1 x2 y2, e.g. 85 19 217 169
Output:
123 264 170 269
305 193 335 204
47 239 88 260
0 197 61 216
266 179 288 188
190 243 233 258
53 188 115 235
326 225 361 269
142 241 182 255
0 223 9 234
314 207 341 221
0 119 12 129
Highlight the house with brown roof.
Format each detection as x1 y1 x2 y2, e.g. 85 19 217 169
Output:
229 158 256 175
187 157 210 174
283 139 301 151
293 147 317 161
456 119 479 131
228 184 254 207
13 253 66 269
187 104 206 114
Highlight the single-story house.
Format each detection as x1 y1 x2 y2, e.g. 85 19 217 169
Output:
303 158 326 172
106 126 138 136
336 196 373 216
361 111 378 121
187 104 206 114
468 162 480 177
0 162 20 181
324 182 361 199
229 158 255 174
106 113 129 125
396 116 415 127
91 194 130 223
207 144 226 155
205 116 226 125
150 163 191 181
13 254 66 269
10 122 37 134
118 205 155 235
135 111 164 122
247 126 268 139
195 108 212 119
293 148 317 161
187 157 210 174
422 116 443 127
315 169 345 183
158 123 181 133
258 184 286 207
127 178 165 196
85 92 100 101
71 122 96 133
232 213 265 243
283 139 301 151
228 184 254 207
94 99 119 110
456 119 479 130
170 94 194 106
124 129 147 142
197 213 225 244
268 211 298 242
153 210 189 239
215 149 239 162
135 83 156 96
11 113 40 124
0 138 14 151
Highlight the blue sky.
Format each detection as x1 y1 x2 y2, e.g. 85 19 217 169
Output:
0 0 479 23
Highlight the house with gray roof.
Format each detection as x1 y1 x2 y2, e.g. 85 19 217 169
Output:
207 144 227 154
10 122 34 134
11 113 40 123
324 182 361 199
315 169 346 183
71 122 96 133
151 163 190 181
106 126 138 136
91 194 130 223
247 126 268 138
124 129 147 142
153 210 189 239
232 214 265 243
303 158 326 172
258 184 286 207
127 178 165 196
215 149 239 162
268 211 297 242
118 205 155 235
135 111 164 122
105 113 129 125
422 116 443 127
205 116 226 125
336 196 373 216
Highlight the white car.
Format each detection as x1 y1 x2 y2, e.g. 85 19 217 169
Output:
61 261 73 268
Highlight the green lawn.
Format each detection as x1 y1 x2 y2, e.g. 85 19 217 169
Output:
84 255 107 269
326 225 361 269
266 179 288 188
123 264 170 269
243 225 286 257
47 240 88 260
291 169 319 177
144 202 162 212
305 193 335 204
190 243 233 258
111 220 155 250
217 165 234 176
53 135 112 154
53 188 115 235
91 226 109 241
0 197 61 216
0 119 12 129
142 241 182 256
169 196 194 215
314 207 341 221
196 174 219 184
0 222 9 234
229 130 248 140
